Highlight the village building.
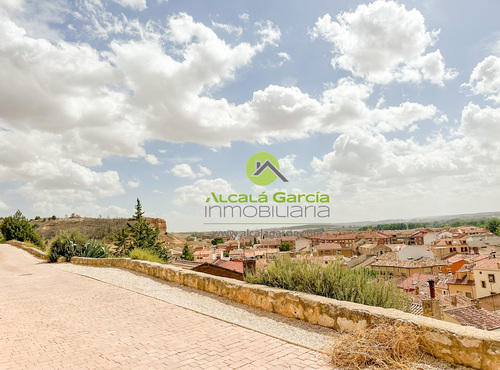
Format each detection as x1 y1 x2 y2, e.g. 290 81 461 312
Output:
313 242 353 258
358 243 391 256
431 237 471 257
474 258 500 298
370 252 448 279
434 264 476 299
398 273 438 293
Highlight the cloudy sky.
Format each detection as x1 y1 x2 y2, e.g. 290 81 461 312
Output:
1 0 499 231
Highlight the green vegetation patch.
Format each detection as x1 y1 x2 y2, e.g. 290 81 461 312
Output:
245 256 411 312
129 248 167 264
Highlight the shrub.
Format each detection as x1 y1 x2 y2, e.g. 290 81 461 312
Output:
49 237 76 262
180 245 194 261
81 240 110 258
0 210 42 247
278 241 291 252
129 248 167 264
211 237 224 245
48 233 109 262
245 256 411 312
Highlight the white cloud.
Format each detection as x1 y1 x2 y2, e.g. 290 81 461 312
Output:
111 0 147 11
171 164 211 179
212 21 243 37
311 0 456 84
463 56 500 104
128 180 140 188
16 186 129 218
239 13 249 22
277 52 291 66
145 154 160 165
0 6 449 220
460 103 500 154
278 154 305 177
312 130 468 184
0 200 10 211
174 178 233 207
256 20 281 48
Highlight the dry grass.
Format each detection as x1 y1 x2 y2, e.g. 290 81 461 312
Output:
328 323 421 369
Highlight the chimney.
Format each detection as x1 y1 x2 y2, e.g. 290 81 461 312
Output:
255 161 261 170
451 295 457 306
428 280 436 299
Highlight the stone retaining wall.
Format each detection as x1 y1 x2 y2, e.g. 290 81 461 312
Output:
70 256 500 369
5 241 48 260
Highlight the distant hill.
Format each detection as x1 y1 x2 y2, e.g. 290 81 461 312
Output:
248 211 500 233
30 217 186 247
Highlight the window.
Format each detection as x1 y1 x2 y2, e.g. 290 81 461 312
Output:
424 268 431 274
482 281 487 288
489 274 496 283
465 292 472 298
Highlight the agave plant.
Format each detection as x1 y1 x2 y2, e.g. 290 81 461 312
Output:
82 239 110 258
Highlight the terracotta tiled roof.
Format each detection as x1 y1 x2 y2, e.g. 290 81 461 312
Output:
372 252 447 268
398 273 438 291
193 250 211 256
170 260 205 270
435 275 456 290
385 244 408 252
445 254 468 264
439 294 473 310
318 233 357 241
316 242 342 251
260 238 281 246
217 261 244 274
457 263 474 273
474 259 500 270
474 254 492 262
444 306 500 331
358 243 377 250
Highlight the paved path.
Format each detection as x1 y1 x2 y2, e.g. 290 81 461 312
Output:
0 244 331 369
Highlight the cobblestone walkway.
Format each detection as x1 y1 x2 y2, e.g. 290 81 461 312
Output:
0 244 331 369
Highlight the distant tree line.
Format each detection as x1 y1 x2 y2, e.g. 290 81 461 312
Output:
358 218 500 235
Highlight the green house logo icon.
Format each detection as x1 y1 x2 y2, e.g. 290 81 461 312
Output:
245 152 288 186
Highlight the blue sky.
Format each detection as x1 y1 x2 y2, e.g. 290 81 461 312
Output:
1 0 500 231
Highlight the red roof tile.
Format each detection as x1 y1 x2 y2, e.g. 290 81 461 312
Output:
444 306 500 331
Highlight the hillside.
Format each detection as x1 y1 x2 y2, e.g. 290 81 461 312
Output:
30 217 186 247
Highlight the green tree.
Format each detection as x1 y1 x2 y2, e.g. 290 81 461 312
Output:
128 199 169 261
180 245 194 261
211 237 224 245
114 227 131 256
0 210 42 247
278 241 291 252
486 218 500 235
132 198 144 221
